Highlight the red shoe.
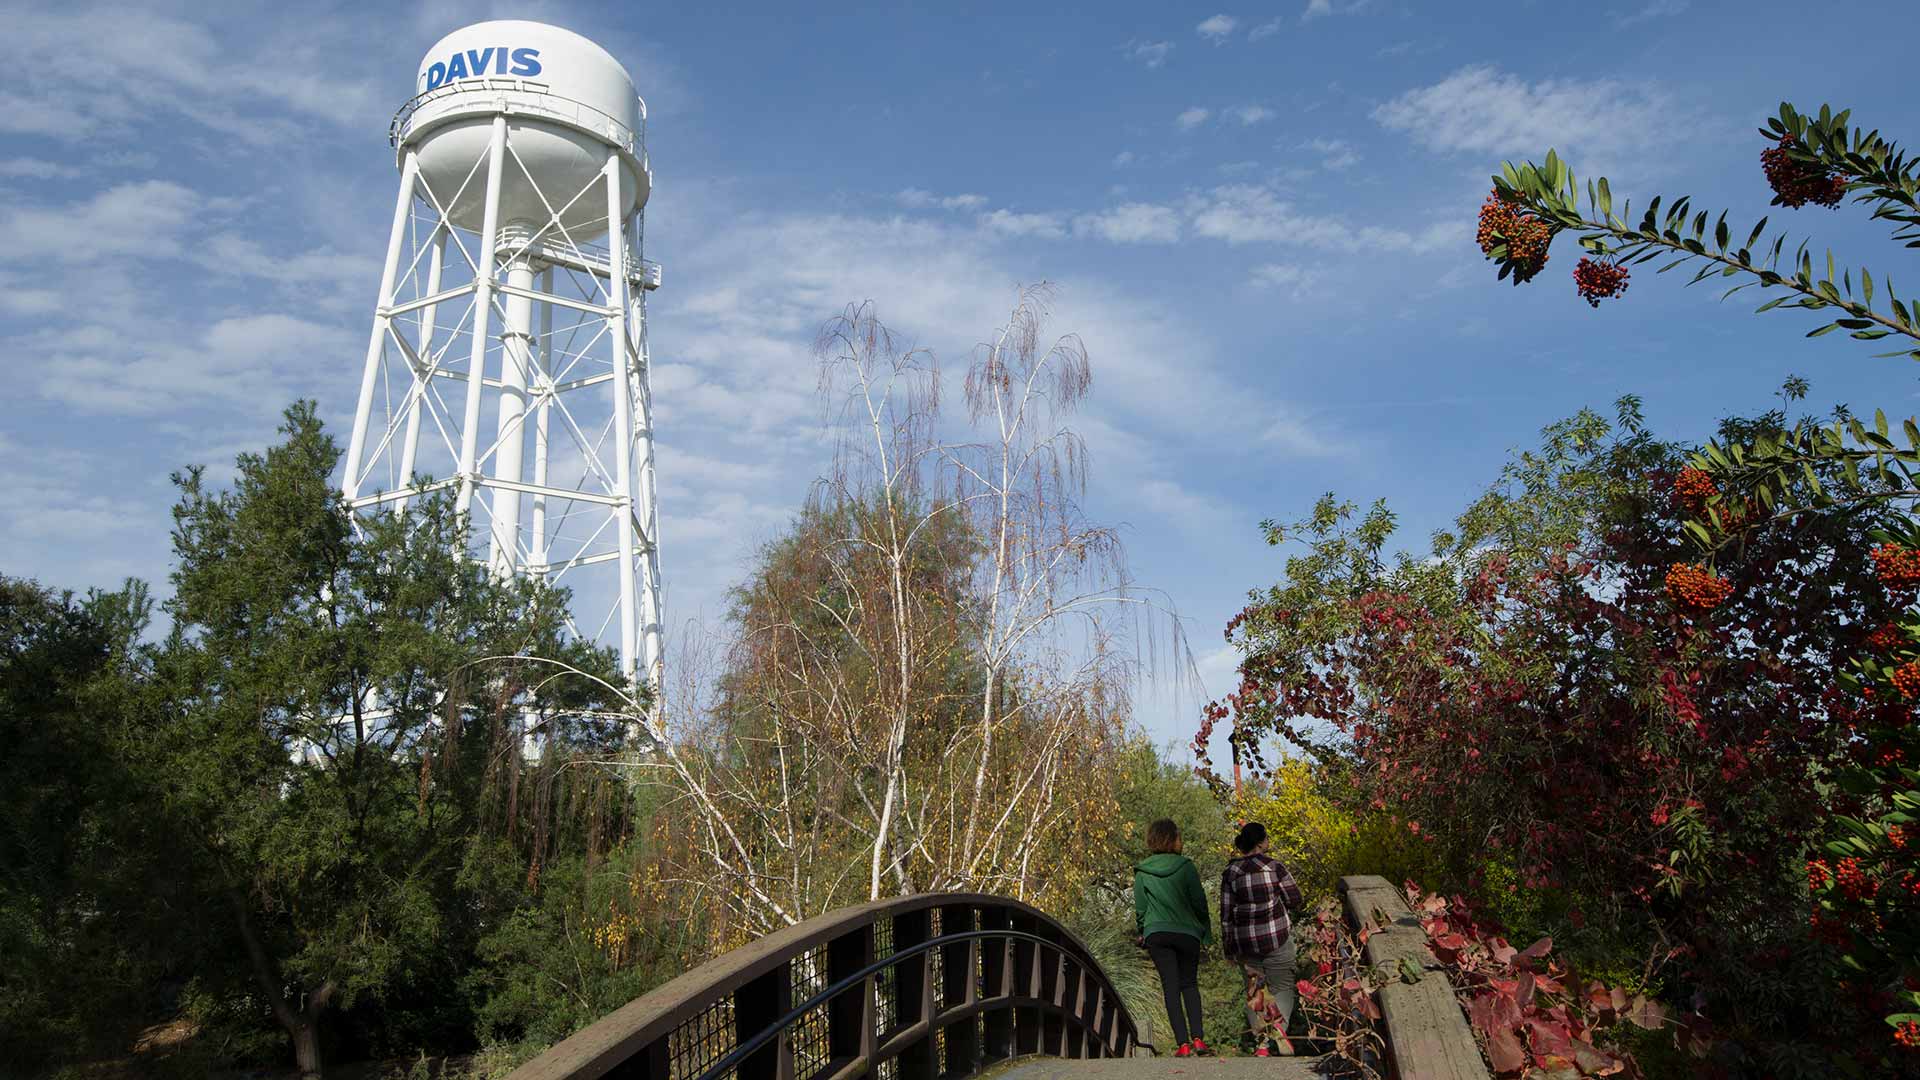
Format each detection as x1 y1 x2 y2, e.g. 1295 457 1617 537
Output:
1174 1042 1193 1058
1254 1047 1271 1057
1191 1038 1210 1056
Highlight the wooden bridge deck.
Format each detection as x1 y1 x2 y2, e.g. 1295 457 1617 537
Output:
993 1056 1324 1080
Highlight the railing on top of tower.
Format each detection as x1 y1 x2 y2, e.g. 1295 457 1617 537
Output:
388 76 650 167
504 892 1148 1080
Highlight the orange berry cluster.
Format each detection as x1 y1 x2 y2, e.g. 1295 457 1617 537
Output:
1666 562 1732 612
1573 257 1630 307
1888 825 1907 851
1674 467 1717 515
1898 1020 1920 1050
1836 856 1875 900
1873 543 1920 590
1477 188 1553 283
1761 135 1848 209
1892 659 1920 700
1868 622 1907 651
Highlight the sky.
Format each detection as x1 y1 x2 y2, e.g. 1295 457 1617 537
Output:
4 0 1919 756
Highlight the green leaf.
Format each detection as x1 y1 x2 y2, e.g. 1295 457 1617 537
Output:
1714 214 1729 252
1746 217 1768 249
1808 323 1841 337
1598 176 1613 217
1862 266 1874 305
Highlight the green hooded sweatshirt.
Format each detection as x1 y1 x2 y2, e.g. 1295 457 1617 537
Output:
1133 852 1212 944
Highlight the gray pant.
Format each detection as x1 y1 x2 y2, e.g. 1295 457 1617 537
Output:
1241 935 1297 1041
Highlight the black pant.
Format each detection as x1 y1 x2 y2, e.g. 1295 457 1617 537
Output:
1145 931 1204 1047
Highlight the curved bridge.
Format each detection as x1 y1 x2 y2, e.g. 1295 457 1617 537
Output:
508 893 1144 1080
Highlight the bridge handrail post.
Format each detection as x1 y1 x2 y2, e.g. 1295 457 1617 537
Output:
503 893 1140 1080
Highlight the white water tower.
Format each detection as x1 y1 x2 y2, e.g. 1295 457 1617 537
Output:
341 20 663 701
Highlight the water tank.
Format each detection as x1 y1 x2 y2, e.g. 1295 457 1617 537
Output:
398 20 651 237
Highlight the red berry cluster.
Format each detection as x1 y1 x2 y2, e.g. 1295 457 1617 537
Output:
1898 1020 1920 1050
1868 622 1907 651
1891 659 1920 700
1666 562 1733 612
1837 856 1875 900
1888 825 1908 851
1573 257 1630 307
1761 135 1849 209
1809 858 1832 890
1477 188 1553 283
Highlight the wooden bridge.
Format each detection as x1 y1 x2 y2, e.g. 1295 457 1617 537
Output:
505 878 1487 1080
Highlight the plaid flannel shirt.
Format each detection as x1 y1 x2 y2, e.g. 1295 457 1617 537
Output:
1220 853 1304 960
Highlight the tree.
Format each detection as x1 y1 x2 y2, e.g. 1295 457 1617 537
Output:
1204 396 1903 1073
0 577 179 1071
151 402 626 1078
593 287 1184 940
1479 100 1920 1070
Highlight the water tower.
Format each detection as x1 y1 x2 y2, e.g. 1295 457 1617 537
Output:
341 20 663 700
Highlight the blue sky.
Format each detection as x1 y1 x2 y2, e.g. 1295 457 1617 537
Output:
4 0 1918 754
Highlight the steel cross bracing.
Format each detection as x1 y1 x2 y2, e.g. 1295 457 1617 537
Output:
340 114 664 705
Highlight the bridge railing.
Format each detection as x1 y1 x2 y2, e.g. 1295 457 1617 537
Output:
507 892 1144 1080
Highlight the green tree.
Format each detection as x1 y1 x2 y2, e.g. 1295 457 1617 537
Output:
1482 100 1920 1067
0 577 182 1071
151 402 627 1078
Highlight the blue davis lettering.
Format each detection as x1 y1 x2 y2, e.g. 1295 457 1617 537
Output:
424 47 542 89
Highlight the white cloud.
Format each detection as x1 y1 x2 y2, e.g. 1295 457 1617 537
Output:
1197 15 1240 42
1373 65 1688 169
1300 137 1360 169
1304 0 1371 18
1230 105 1275 126
27 312 352 417
897 188 989 211
976 209 1068 239
1186 184 1463 254
0 181 201 264
1248 263 1321 297
198 234 378 307
1073 203 1182 244
1249 17 1284 41
4 9 385 145
1176 107 1211 131
1125 40 1174 68
1615 0 1687 26
0 157 83 179
1112 150 1138 168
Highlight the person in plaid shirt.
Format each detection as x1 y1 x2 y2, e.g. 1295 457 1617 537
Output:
1220 822 1305 1056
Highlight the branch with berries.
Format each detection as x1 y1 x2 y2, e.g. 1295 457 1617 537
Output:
1478 104 1920 361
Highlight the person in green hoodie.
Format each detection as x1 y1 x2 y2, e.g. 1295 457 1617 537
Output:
1133 818 1213 1057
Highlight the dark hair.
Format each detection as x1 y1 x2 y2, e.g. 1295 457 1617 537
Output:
1234 821 1268 854
1145 818 1182 854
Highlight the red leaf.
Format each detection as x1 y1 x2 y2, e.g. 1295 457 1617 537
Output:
1572 1040 1625 1076
1487 1028 1528 1075
1526 1016 1572 1056
1623 995 1667 1029
1515 970 1536 1008
1521 935 1554 959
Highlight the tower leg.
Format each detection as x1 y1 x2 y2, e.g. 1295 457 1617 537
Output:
531 266 553 575
456 116 509 522
344 152 419 503
396 227 445 514
604 155 641 705
489 248 537 574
